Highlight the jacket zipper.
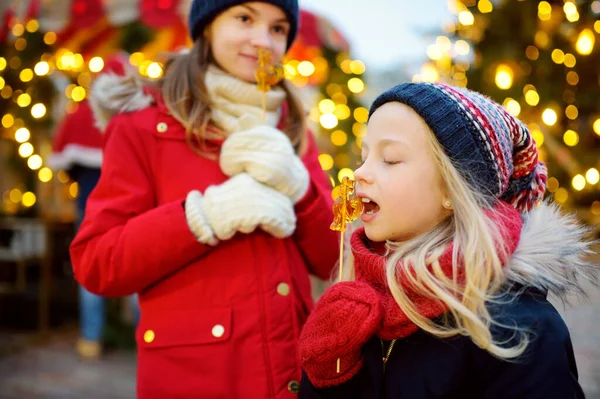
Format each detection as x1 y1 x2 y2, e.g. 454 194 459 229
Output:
380 338 397 374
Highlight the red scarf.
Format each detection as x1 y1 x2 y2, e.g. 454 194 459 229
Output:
351 200 523 340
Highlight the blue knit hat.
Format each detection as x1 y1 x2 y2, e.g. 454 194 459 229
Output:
188 0 299 49
369 82 547 212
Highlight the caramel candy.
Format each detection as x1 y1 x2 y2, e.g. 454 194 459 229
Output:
255 49 284 92
330 176 363 232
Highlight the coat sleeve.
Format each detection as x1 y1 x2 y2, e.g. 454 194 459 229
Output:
293 132 339 280
69 112 212 297
478 302 585 399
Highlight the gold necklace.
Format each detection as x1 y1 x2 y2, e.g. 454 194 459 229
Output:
380 338 397 373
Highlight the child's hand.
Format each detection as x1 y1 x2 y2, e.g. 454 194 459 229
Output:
185 173 296 241
299 281 383 388
219 115 309 204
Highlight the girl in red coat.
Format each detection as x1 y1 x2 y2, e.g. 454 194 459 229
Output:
69 1 338 397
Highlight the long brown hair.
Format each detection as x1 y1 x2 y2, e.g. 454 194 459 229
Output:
159 38 308 157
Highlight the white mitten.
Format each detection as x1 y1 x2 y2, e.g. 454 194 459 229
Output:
200 173 296 240
219 114 310 204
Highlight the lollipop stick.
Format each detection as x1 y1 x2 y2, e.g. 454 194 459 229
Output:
338 233 344 282
335 229 344 374
335 180 349 373
335 230 344 374
261 92 266 123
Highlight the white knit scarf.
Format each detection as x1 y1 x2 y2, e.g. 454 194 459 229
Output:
204 64 286 134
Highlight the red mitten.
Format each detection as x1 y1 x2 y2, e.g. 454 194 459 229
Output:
299 281 383 388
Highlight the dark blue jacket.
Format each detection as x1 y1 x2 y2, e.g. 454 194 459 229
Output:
300 287 584 399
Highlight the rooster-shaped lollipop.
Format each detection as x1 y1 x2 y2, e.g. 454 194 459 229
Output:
330 176 364 373
331 177 363 233
255 49 284 122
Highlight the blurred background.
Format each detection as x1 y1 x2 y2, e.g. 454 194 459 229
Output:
0 0 598 397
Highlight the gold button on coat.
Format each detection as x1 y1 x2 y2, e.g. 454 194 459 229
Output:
287 380 300 393
156 122 168 133
143 330 155 343
212 324 225 338
276 282 290 296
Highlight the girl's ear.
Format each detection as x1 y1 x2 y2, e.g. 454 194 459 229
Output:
442 199 453 211
439 180 452 210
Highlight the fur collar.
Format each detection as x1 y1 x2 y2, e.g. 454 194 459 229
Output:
505 201 598 300
89 72 154 131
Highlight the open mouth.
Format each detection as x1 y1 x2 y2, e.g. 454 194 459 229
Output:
361 198 380 216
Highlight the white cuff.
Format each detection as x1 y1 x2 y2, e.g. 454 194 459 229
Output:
184 190 219 246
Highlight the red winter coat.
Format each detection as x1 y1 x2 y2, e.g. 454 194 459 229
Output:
70 98 338 398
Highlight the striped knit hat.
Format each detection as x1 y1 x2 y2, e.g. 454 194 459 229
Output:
369 82 547 212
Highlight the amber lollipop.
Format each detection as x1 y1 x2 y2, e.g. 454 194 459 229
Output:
330 176 364 373
255 49 284 123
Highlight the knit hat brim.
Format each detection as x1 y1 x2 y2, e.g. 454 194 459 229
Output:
188 0 298 49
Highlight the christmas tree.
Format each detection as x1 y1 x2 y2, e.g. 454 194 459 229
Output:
0 0 186 218
313 47 368 187
420 0 600 217
0 19 56 216
286 10 367 187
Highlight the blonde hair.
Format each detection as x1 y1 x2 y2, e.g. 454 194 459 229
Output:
343 125 528 360
159 38 308 157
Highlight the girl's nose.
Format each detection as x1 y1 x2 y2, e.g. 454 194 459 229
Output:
354 163 373 185
250 25 272 49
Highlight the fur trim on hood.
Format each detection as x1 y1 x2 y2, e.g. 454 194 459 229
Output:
89 72 154 131
505 201 598 301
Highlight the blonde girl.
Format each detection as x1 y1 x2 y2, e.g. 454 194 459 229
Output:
298 82 595 399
